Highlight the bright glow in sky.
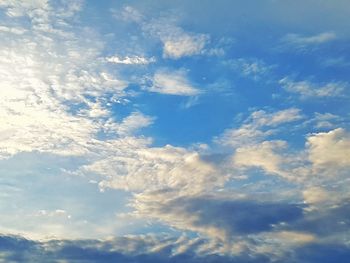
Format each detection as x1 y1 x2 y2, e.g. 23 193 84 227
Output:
0 0 349 262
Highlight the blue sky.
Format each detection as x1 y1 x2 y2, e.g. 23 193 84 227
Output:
0 0 349 262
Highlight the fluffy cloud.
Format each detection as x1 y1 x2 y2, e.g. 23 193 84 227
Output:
307 128 350 170
87 144 222 196
233 140 288 177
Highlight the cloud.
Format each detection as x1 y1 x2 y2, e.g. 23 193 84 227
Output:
302 187 330 205
217 108 302 147
225 58 273 80
147 70 200 96
313 112 341 129
144 16 209 59
103 112 154 136
280 78 346 98
132 194 303 239
307 128 350 170
233 140 288 177
282 32 337 46
106 55 156 65
0 234 274 263
88 144 223 196
0 0 150 160
162 33 208 59
116 6 209 59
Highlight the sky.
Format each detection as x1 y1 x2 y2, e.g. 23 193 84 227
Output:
0 0 349 262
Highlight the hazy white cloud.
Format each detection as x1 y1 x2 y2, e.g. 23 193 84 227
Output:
106 55 156 65
282 32 336 46
147 70 200 96
269 231 315 245
144 16 209 59
303 186 330 205
280 78 346 98
116 6 209 59
226 58 273 80
117 5 144 23
313 112 341 129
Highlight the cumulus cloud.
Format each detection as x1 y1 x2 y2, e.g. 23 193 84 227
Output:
87 144 222 196
233 140 288 177
147 70 200 96
307 128 350 170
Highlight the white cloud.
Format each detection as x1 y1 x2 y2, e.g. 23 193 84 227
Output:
106 55 156 65
233 140 288 177
162 33 208 59
217 108 302 147
280 78 346 98
307 128 350 170
148 70 200 96
0 0 49 18
89 144 222 196
103 112 154 136
0 2 148 160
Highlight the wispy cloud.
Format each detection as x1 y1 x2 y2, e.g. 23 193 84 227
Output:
146 70 201 96
106 55 156 65
280 78 346 98
282 32 337 46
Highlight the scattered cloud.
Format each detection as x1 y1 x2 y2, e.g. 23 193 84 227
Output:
1 1 350 262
